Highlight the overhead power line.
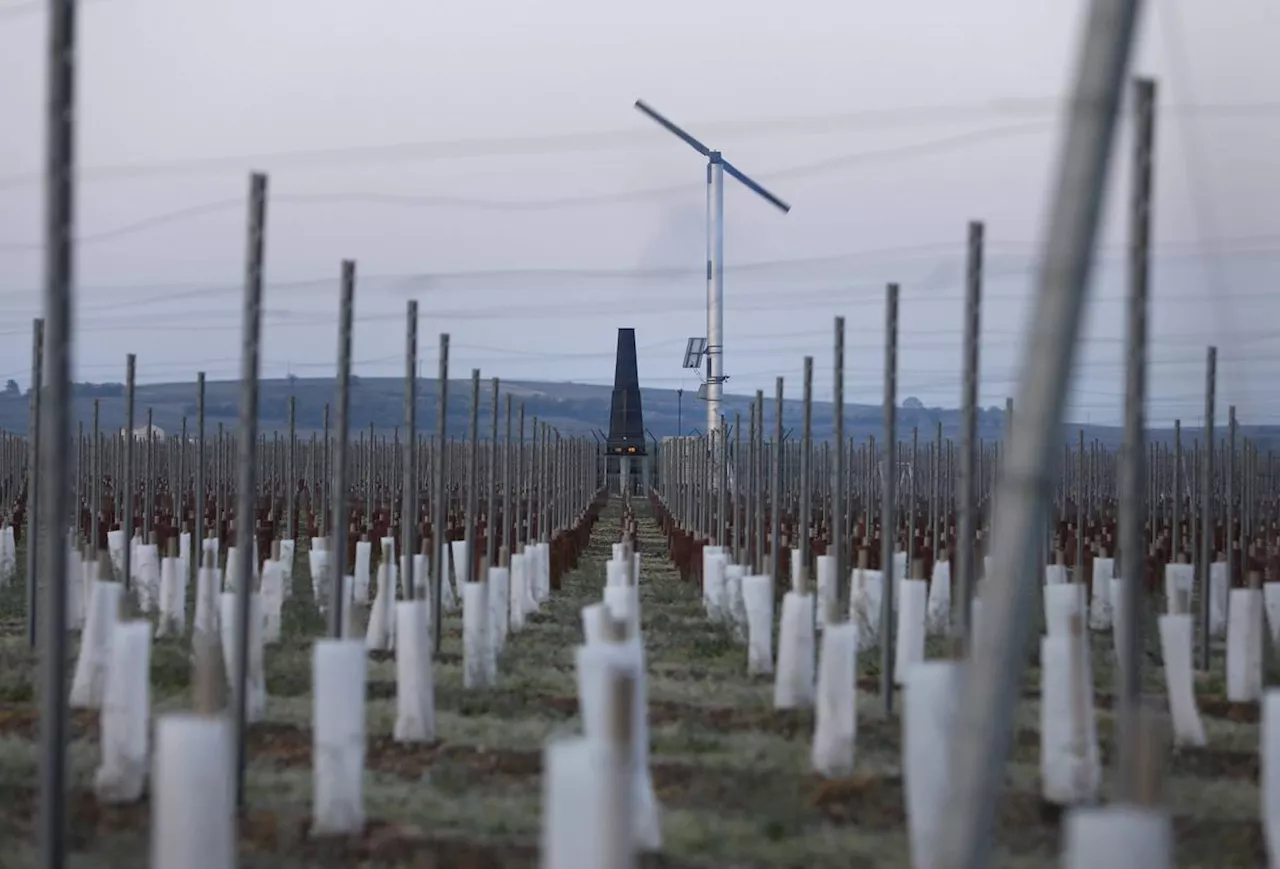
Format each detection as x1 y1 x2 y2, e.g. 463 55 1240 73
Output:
3 96 1280 189
5 241 1280 323
5 275 1280 338
0 122 1055 247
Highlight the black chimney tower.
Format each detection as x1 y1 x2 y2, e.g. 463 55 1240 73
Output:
606 327 645 456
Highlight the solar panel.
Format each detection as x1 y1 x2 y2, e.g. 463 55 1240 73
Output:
682 336 707 369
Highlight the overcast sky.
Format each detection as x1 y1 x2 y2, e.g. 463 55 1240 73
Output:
0 0 1277 427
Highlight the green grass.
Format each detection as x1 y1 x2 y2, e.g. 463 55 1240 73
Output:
0 501 1268 868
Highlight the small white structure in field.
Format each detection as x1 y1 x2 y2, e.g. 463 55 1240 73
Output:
312 639 367 835
394 599 436 743
121 423 165 440
150 713 235 869
812 622 859 778
94 619 153 803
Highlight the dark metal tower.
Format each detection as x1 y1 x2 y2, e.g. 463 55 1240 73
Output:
606 328 645 456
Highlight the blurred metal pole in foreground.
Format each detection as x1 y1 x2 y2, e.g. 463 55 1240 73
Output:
27 318 44 649
122 355 135 590
832 317 847 621
955 222 983 639
404 301 419 599
329 261 355 637
880 284 899 715
934 2 1145 867
769 379 783 585
1198 346 1216 671
233 171 268 810
39 0 77 864
1117 76 1155 801
432 335 450 653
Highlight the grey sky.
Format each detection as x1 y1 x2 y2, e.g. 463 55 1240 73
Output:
0 0 1277 427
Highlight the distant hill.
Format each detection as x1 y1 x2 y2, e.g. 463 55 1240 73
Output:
0 377 1272 449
